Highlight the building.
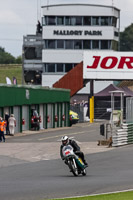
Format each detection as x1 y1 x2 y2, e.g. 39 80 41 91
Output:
0 85 70 133
23 3 120 94
22 34 44 84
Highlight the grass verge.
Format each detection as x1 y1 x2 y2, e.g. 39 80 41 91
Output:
0 64 22 84
49 191 133 200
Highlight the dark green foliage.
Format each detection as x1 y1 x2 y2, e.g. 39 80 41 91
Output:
0 47 22 64
15 56 22 64
120 23 133 51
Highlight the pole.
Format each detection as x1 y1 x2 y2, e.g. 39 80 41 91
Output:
110 92 114 136
47 0 49 10
22 37 25 85
112 0 114 7
37 0 38 21
90 80 94 123
121 92 124 124
118 9 121 51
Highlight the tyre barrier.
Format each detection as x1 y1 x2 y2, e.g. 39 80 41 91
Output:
112 123 133 147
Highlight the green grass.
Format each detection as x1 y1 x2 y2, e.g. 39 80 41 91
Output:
49 191 133 200
0 64 22 84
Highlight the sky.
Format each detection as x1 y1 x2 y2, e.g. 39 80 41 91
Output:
0 0 133 57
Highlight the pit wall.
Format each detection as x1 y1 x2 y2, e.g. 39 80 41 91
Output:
0 85 70 133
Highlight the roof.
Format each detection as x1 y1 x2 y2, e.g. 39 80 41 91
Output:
95 84 133 97
42 4 120 11
117 80 133 87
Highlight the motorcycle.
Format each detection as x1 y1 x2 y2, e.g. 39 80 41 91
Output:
62 144 87 176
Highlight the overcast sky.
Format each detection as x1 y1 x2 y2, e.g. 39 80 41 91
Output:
0 0 133 57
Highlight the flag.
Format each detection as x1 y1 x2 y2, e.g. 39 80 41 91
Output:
13 77 17 85
6 77 12 85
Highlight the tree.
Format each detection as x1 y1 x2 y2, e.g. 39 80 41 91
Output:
120 23 133 51
15 56 22 64
0 47 15 64
0 47 5 53
0 47 22 64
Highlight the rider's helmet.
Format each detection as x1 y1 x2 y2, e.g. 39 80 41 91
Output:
61 135 69 146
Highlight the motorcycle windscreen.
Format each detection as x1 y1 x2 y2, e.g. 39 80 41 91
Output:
62 145 73 157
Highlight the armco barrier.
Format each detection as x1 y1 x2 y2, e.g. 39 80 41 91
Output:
112 123 133 147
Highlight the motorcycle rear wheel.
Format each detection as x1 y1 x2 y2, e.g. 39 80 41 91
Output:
82 169 87 176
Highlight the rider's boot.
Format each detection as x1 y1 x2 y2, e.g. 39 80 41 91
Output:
84 160 88 167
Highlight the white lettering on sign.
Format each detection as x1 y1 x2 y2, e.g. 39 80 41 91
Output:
83 51 133 80
26 89 30 99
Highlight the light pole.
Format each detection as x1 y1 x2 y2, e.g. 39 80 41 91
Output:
22 39 25 85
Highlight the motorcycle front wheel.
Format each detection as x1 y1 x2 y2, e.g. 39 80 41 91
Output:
70 159 78 176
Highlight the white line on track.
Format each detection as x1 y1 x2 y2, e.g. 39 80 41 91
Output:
38 129 96 141
53 188 133 199
88 188 133 196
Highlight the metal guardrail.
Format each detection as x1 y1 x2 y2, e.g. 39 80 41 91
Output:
70 104 126 122
94 107 126 120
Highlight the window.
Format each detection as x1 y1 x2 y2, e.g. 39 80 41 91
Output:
101 17 109 26
65 40 73 49
112 17 117 27
47 16 56 25
44 63 77 73
35 47 42 59
65 64 73 72
45 16 48 25
24 47 36 59
92 40 99 49
83 40 91 49
92 17 99 25
83 17 91 25
75 17 82 25
43 64 47 73
108 17 112 26
101 40 109 49
47 40 55 49
57 40 64 49
45 40 113 50
114 32 119 37
47 64 55 72
42 17 46 25
108 40 111 49
65 16 71 25
57 64 64 72
112 40 118 51
65 17 82 25
70 17 76 25
74 40 82 49
57 16 64 25
44 15 116 26
73 63 78 67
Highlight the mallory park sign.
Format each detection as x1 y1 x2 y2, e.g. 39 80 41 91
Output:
83 51 133 80
53 30 102 36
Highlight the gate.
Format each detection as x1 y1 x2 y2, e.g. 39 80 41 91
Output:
13 106 20 133
126 97 133 123
22 106 29 131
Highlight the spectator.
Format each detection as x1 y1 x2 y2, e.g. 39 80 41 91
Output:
36 20 42 34
5 112 10 135
0 117 6 142
8 114 16 136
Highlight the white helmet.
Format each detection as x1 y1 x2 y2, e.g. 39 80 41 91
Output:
61 135 69 145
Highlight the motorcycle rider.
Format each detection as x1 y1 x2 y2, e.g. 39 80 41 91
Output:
60 135 88 167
